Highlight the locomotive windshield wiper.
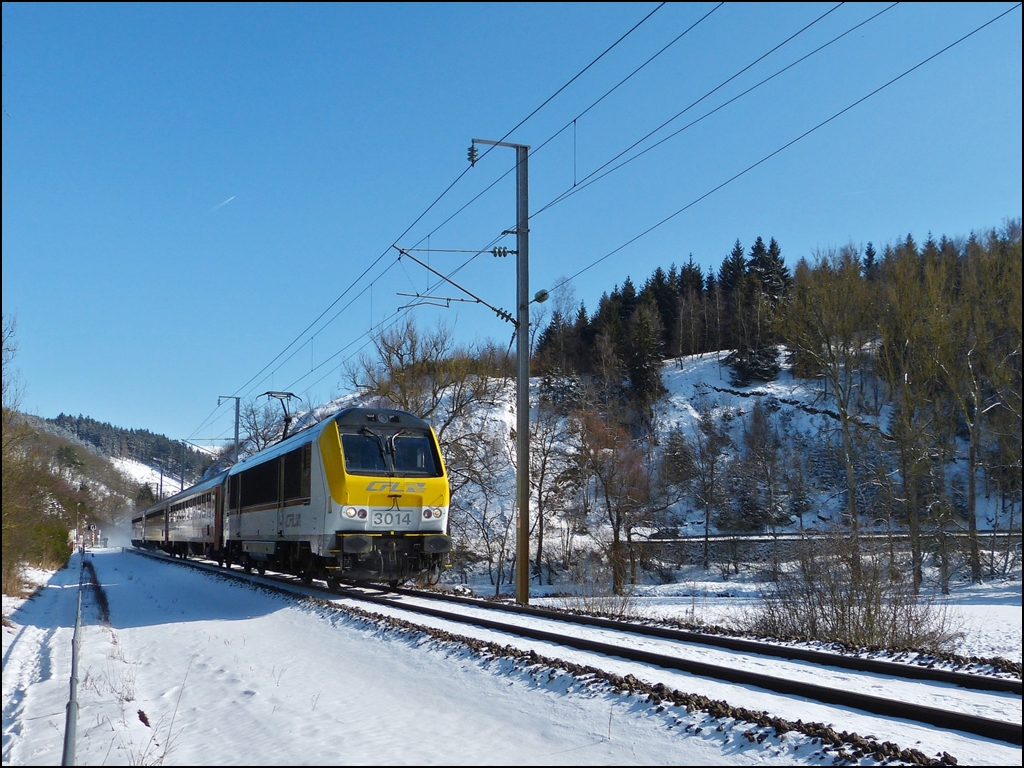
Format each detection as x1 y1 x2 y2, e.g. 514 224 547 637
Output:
389 429 440 478
360 427 395 475
388 429 414 477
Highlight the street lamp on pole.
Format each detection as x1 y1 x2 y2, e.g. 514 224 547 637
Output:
76 502 81 553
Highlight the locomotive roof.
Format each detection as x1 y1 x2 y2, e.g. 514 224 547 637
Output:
225 406 431 476
332 407 431 431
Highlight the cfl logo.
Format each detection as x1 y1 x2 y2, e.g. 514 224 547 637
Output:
365 481 427 493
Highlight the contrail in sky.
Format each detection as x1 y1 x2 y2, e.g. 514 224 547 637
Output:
209 195 235 213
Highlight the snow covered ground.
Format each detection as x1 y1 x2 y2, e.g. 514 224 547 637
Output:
3 548 1020 766
5 353 1019 765
543 575 1023 665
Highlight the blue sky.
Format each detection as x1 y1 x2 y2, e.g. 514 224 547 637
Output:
3 2 1021 448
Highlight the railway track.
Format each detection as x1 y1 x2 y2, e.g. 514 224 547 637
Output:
342 584 1022 745
128 548 1023 747
392 584 1023 694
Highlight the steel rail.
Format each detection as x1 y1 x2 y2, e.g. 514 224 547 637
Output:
393 585 1023 695
126 547 1023 745
348 586 1022 746
61 552 85 766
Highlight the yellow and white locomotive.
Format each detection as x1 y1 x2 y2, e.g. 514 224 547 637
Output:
132 407 451 586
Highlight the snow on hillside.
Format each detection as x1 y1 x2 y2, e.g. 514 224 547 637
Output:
657 348 834 533
654 348 1010 534
110 457 180 495
660 349 811 429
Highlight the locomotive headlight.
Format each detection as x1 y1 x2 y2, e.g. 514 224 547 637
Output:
357 508 367 519
344 507 357 518
433 508 444 518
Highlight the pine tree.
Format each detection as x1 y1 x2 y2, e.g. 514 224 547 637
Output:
623 297 666 425
863 242 878 281
676 256 706 358
571 302 592 375
617 278 639 324
641 266 678 360
718 240 747 295
724 236 789 385
717 240 748 353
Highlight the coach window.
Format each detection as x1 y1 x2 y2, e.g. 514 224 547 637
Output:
240 459 278 507
283 444 311 501
228 474 241 511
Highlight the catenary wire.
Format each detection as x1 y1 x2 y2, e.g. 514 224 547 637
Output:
547 3 1023 295
258 3 894 406
397 0 847 301
397 2 860 307
208 1 715 417
187 3 668 442
406 3 724 252
196 3 1021 443
535 1 872 217
296 0 1022 401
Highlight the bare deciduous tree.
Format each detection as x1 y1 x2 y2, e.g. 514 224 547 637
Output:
346 317 507 443
691 407 732 571
446 428 515 595
530 399 579 584
875 242 942 593
239 399 283 454
574 410 651 595
784 247 875 570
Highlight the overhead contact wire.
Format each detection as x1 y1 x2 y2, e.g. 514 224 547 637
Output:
195 2 668 437
536 1 856 216
406 1 849 306
549 2 1024 294
411 3 721 251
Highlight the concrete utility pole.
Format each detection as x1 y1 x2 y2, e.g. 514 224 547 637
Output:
472 138 532 605
219 396 241 464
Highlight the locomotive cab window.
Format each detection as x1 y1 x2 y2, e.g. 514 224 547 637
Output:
393 434 439 476
341 434 387 473
338 427 442 477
